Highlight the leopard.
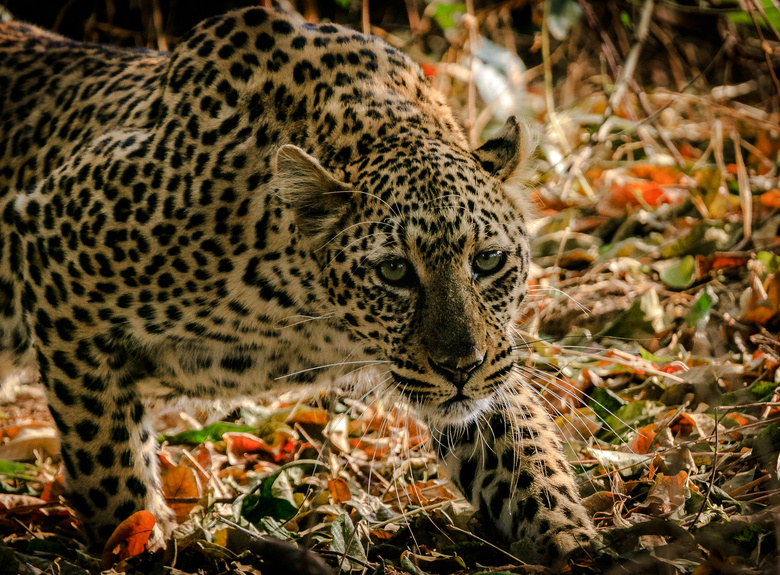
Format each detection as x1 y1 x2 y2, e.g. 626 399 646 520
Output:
0 7 595 566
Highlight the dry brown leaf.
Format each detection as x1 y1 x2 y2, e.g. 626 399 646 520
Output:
629 424 658 454
0 426 58 460
160 456 201 521
286 406 329 426
0 494 46 510
328 477 351 504
101 510 155 568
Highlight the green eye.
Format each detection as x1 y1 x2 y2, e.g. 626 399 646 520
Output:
474 250 506 276
378 259 413 285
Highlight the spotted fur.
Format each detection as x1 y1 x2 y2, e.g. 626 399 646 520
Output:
0 8 594 565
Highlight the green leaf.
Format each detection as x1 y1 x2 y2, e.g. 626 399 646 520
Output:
400 555 430 575
0 460 36 481
757 251 780 274
685 286 718 327
657 255 696 289
164 421 255 445
547 0 583 40
695 521 764 557
589 387 627 423
637 347 668 363
330 513 367 571
237 460 326 525
597 288 667 340
0 546 19 575
728 0 780 30
334 0 355 8
660 220 742 258
431 3 466 31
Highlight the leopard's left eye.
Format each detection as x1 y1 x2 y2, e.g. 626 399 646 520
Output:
473 250 507 276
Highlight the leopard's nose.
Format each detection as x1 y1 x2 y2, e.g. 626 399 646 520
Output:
429 347 485 387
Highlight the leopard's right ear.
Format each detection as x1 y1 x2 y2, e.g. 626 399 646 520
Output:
272 145 353 237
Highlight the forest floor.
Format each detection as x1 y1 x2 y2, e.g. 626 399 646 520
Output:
1 1 780 574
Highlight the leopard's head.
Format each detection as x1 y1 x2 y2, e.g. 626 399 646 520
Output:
274 118 533 426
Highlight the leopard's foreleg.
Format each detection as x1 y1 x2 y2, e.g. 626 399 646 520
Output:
430 389 595 566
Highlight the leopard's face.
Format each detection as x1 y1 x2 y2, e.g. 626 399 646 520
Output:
291 142 530 425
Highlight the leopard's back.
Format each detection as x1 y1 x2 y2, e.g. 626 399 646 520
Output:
0 23 167 380
0 22 167 191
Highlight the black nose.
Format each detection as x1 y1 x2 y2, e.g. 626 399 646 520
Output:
429 348 485 387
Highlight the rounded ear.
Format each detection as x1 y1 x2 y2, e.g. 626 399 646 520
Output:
272 145 352 237
472 116 535 181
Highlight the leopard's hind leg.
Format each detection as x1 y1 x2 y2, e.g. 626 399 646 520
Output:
0 194 36 390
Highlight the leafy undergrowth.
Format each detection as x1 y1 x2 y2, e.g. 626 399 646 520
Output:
2 1 780 574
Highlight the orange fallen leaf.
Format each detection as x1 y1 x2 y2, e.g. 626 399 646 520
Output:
286 406 329 426
753 130 780 162
385 480 456 507
760 189 780 209
696 253 751 276
102 510 155 568
159 457 201 521
224 430 295 463
609 180 673 208
328 477 351 504
629 424 658 454
39 477 65 502
420 63 437 78
679 142 702 159
628 164 681 185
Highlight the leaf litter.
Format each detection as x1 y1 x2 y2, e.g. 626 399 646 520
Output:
1 1 780 574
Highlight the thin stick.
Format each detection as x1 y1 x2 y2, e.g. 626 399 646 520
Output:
464 0 478 146
607 0 654 115
731 128 753 242
362 0 370 36
689 408 720 528
746 0 780 99
151 0 168 51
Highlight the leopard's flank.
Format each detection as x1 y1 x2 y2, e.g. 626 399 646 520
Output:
0 8 594 566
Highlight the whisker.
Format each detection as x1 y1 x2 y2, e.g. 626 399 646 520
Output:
527 285 592 314
274 313 334 328
274 360 389 381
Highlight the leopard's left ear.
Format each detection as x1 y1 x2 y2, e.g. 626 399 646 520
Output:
272 145 352 237
472 116 534 182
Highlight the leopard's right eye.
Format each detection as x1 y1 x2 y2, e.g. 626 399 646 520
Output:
377 259 415 287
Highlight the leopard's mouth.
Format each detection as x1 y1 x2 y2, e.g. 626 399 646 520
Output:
435 393 493 424
391 372 495 424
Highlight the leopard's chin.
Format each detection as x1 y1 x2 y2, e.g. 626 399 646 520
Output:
415 394 495 427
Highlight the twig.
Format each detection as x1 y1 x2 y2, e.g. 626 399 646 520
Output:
404 0 420 33
689 408 720 528
728 474 771 498
362 0 370 36
606 0 654 117
542 0 570 157
151 0 168 51
746 0 780 99
597 41 729 144
731 128 753 243
52 0 77 33
464 0 478 146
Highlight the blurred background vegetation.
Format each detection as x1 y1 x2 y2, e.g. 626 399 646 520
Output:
1 1 777 109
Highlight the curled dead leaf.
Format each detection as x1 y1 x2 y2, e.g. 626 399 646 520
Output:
101 510 155 568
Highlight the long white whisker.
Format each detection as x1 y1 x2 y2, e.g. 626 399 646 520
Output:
274 360 389 381
527 285 592 314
